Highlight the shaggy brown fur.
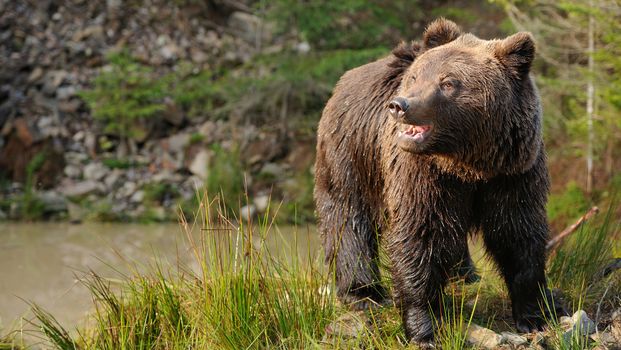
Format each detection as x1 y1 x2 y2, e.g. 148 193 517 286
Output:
314 18 566 343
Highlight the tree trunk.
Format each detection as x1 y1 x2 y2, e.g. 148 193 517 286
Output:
586 0 595 195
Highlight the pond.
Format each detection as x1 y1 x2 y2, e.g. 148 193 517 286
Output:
0 222 319 333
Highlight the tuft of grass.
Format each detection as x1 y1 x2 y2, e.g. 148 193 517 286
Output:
548 203 618 304
434 283 479 350
33 193 336 349
205 145 245 216
540 293 601 350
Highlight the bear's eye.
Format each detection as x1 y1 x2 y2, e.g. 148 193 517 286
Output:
440 80 454 91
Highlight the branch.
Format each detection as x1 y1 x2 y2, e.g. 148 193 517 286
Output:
546 206 600 251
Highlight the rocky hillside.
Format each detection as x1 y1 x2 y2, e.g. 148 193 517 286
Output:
0 0 319 222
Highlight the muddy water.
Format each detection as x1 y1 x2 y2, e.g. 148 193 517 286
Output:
0 222 319 332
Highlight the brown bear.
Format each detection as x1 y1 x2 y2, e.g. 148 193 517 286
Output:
314 18 566 343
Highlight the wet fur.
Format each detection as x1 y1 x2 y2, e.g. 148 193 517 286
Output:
314 19 566 342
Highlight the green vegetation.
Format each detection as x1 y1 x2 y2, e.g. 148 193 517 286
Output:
548 204 618 304
205 144 245 215
547 182 590 224
279 167 315 224
79 51 170 148
1 153 49 221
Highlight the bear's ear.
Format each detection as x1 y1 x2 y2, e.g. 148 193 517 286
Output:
495 32 536 77
423 18 461 49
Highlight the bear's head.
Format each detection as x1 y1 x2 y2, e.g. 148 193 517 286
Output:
388 19 543 181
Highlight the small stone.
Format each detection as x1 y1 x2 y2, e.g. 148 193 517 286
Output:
199 120 217 138
253 194 270 213
0 208 7 220
466 324 502 349
572 310 596 335
61 180 103 197
28 67 44 82
240 204 256 220
58 99 81 113
500 331 528 346
103 169 123 190
83 162 109 181
560 316 573 328
324 311 368 339
64 165 82 178
38 191 67 213
532 332 546 345
189 150 209 180
166 133 190 154
56 85 77 100
130 190 145 203
260 163 285 178
296 41 311 54
590 331 617 347
227 12 269 44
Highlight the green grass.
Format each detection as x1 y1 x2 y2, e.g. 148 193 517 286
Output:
7 195 618 349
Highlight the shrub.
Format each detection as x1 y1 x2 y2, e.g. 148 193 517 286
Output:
79 51 170 147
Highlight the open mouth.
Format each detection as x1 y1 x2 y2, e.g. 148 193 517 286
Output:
398 124 433 144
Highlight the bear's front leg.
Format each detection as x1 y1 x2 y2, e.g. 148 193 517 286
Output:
476 156 567 332
387 217 469 343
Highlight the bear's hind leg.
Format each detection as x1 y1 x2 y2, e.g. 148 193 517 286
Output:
315 188 388 310
477 163 568 333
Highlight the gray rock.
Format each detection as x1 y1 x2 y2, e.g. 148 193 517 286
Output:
83 162 109 181
590 331 617 347
130 190 145 203
28 67 44 82
466 324 502 350
240 204 256 220
323 311 368 340
103 169 123 190
500 331 528 346
71 24 104 42
560 316 573 328
116 181 137 199
189 149 209 180
253 194 270 213
260 162 285 178
42 70 68 96
106 0 121 12
38 191 67 213
62 180 103 197
295 41 311 54
64 164 82 178
56 85 77 100
199 120 220 142
572 310 596 335
227 12 271 44
0 208 7 220
167 132 190 154
151 170 181 183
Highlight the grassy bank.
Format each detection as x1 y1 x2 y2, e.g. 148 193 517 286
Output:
2 195 620 349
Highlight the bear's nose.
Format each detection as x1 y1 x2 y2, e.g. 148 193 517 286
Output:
388 97 409 118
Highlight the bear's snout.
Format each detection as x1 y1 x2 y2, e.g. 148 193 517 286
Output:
388 97 409 119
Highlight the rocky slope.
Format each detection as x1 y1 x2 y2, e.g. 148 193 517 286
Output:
0 0 315 222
